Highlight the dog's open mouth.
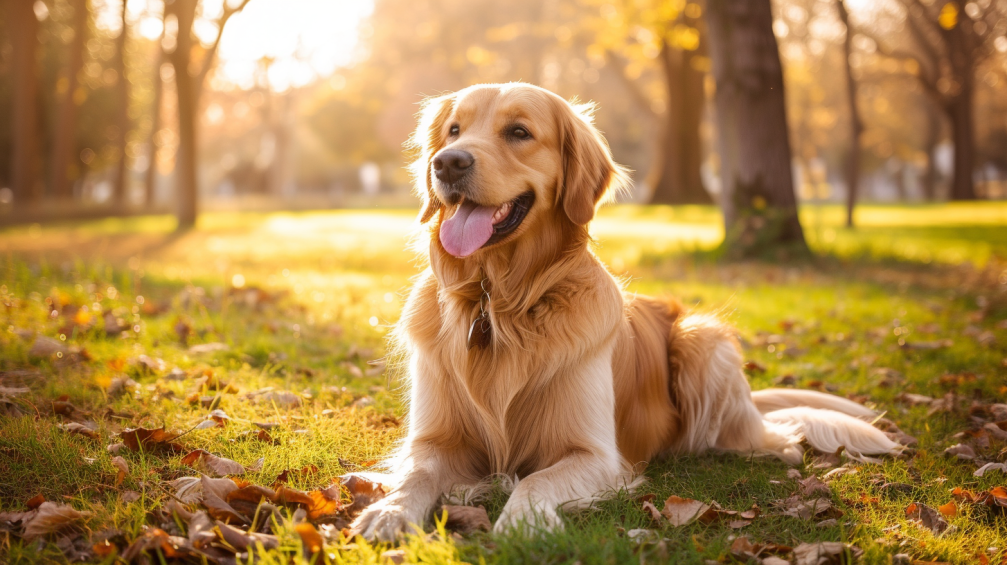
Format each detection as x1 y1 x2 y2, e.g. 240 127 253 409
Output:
439 191 535 258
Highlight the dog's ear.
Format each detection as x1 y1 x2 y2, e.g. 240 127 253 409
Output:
410 94 455 223
556 100 629 225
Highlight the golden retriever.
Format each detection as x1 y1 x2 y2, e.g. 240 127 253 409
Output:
351 83 900 540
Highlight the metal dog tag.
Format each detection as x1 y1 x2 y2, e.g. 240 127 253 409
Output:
467 314 492 350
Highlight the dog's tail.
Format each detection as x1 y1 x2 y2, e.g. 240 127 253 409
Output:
751 389 901 463
751 388 877 418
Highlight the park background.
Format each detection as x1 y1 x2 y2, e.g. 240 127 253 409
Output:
1 1 1007 564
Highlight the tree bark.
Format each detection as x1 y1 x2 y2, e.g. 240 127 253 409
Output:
946 82 977 200
144 47 165 206
648 40 712 205
112 0 130 205
50 0 89 200
169 0 200 228
704 0 807 258
921 108 941 201
836 0 863 228
9 1 41 203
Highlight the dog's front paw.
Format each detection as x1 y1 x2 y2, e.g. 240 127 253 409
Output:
350 496 426 542
493 498 562 535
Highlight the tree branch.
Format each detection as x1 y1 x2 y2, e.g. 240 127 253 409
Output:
196 0 252 88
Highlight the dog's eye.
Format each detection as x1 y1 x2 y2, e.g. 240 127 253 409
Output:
509 126 531 140
448 124 460 136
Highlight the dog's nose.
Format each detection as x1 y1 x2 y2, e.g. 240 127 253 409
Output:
433 150 474 184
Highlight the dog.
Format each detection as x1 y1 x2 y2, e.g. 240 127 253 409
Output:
351 83 901 540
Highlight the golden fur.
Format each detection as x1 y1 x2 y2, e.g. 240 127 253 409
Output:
351 83 900 540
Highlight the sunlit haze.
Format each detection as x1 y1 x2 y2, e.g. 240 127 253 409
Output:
99 0 374 91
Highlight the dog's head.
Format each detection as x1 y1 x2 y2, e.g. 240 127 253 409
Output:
411 83 628 259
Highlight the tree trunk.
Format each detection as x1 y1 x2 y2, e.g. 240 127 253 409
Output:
921 108 940 201
837 0 862 228
50 0 88 200
9 1 41 203
704 0 807 258
947 81 977 200
112 0 130 205
144 51 164 206
648 40 712 205
169 0 199 228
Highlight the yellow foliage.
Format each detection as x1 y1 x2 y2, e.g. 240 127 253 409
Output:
938 2 958 30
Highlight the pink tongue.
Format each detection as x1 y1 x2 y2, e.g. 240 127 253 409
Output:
439 200 497 258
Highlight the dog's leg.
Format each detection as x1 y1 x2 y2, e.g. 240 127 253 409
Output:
494 349 625 534
351 442 466 541
351 354 472 541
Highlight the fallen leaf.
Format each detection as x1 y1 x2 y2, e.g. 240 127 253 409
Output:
906 502 950 534
111 456 128 486
295 522 323 555
22 502 92 540
944 443 977 460
106 376 139 398
234 429 278 445
938 501 957 517
441 505 491 534
181 449 246 476
780 496 833 520
897 393 935 406
119 427 185 453
209 409 230 426
642 500 662 522
135 355 166 373
199 475 247 524
121 527 196 561
341 474 387 517
305 487 342 520
26 494 45 509
186 511 215 549
974 462 1007 477
661 495 711 526
215 520 280 551
793 541 862 565
59 422 99 441
799 475 831 497
121 491 140 503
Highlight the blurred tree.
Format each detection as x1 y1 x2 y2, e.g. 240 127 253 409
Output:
166 0 251 228
9 0 42 203
50 0 89 200
706 0 807 257
836 0 863 226
144 5 166 206
869 0 1007 200
586 0 712 204
112 0 128 204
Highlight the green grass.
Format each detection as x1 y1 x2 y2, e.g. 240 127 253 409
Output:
1 202 1006 564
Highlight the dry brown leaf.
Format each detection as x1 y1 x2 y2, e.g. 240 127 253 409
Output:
661 495 711 526
441 505 491 534
274 465 320 485
199 475 247 524
641 500 662 522
25 494 45 510
59 422 100 441
22 502 92 540
342 474 387 517
180 449 246 476
121 527 196 561
187 511 215 549
897 393 935 406
29 336 69 358
215 520 280 551
944 443 977 460
119 426 185 453
780 496 833 520
906 501 950 534
793 541 862 565
799 475 831 497
209 409 230 426
974 462 1007 477
305 486 342 520
111 456 128 486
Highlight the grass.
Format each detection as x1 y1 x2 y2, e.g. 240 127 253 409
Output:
0 202 1006 564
